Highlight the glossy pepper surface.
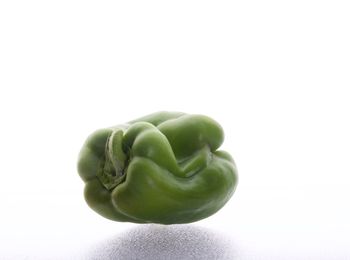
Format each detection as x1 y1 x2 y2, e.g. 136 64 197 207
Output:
77 112 238 224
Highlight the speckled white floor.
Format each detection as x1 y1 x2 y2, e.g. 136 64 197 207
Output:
86 225 234 260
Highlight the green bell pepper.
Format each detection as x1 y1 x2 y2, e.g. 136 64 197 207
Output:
77 112 238 224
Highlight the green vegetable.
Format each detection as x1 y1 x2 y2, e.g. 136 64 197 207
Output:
77 112 238 224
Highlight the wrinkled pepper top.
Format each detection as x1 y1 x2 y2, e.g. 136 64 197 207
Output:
77 112 238 224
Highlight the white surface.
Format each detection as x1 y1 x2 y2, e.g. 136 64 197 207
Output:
1 0 350 259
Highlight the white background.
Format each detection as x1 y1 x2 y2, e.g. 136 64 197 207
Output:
0 0 350 259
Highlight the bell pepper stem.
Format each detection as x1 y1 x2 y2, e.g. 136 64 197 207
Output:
97 129 127 190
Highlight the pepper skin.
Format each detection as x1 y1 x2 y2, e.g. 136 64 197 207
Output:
77 112 238 224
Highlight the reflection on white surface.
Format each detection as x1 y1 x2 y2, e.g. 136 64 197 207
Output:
86 224 235 260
